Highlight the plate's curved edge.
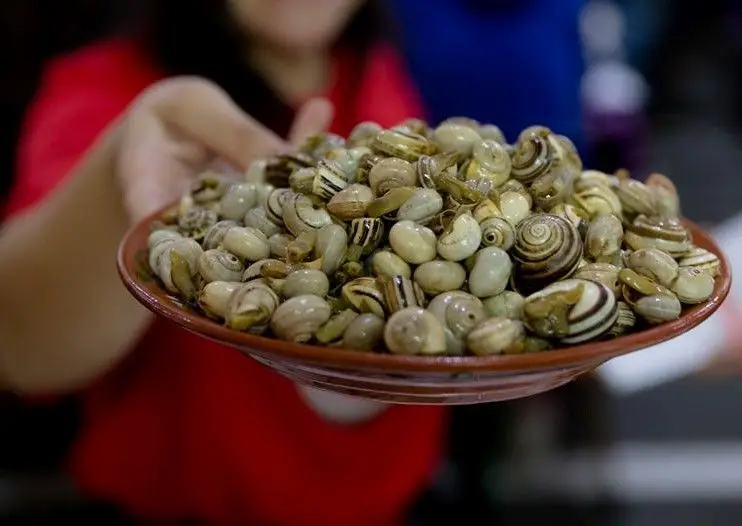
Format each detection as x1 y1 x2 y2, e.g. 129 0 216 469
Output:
117 211 732 374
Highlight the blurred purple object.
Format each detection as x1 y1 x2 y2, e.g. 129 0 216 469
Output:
584 108 648 176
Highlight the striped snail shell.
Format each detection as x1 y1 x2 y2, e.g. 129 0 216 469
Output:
522 278 618 344
349 217 385 255
623 215 692 257
510 213 583 295
312 159 349 200
372 128 435 163
678 246 721 277
480 216 515 251
510 131 554 185
281 191 333 236
377 275 426 314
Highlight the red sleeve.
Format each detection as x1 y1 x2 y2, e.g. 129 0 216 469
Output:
5 40 161 218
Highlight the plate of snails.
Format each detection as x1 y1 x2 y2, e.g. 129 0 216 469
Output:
118 118 731 404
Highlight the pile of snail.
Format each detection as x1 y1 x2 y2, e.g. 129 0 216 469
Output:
146 117 721 357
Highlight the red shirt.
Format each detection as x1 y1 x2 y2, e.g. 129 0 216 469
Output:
6 40 447 525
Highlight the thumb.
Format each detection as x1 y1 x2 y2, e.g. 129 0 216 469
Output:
288 98 335 146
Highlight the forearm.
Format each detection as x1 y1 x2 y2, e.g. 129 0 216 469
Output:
0 126 152 394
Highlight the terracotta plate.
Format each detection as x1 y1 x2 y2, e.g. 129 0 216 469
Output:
118 212 731 405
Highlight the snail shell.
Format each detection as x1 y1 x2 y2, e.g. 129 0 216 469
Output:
383 307 447 356
341 277 386 318
368 157 418 196
221 226 271 262
463 139 511 187
315 309 359 344
370 250 412 279
499 190 531 226
633 294 682 324
482 291 525 320
342 313 385 351
413 260 467 295
148 235 182 272
574 170 615 192
573 262 621 297
326 184 374 220
327 146 372 182
299 132 346 159
289 167 317 194
178 206 218 240
348 217 384 255
395 117 429 136
264 187 291 225
431 122 481 156
157 238 203 296
372 128 434 162
427 291 487 355
198 280 241 320
415 155 442 189
377 275 426 314
314 224 348 276
268 233 293 260
389 220 437 264
282 269 330 299
529 164 577 211
510 132 554 185
618 268 681 324
626 248 678 288
466 317 526 356
479 216 515 251
219 182 258 221
226 280 281 333
510 213 583 295
468 247 513 298
396 188 443 224
366 186 417 218
624 215 692 257
270 294 332 343
243 206 282 238
190 172 227 203
436 211 482 262
678 246 721 277
312 159 349 200
242 259 279 282
549 203 588 233
198 249 244 283
282 191 333 236
347 121 383 148
571 185 622 219
614 179 655 217
609 301 637 338
202 220 238 250
671 267 715 304
646 172 680 217
522 278 618 344
148 229 181 249
585 214 624 263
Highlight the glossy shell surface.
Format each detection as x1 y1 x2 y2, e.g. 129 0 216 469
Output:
120 211 730 405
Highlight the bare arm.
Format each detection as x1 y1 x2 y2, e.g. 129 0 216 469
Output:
0 126 152 393
0 79 331 394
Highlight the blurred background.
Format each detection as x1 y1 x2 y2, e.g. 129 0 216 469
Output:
2 0 742 524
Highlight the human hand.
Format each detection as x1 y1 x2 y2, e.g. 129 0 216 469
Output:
114 77 333 222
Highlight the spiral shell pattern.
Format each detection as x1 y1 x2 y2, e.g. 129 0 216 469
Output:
511 213 583 294
510 133 554 185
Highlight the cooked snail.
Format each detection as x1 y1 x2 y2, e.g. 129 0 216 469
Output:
146 117 721 356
